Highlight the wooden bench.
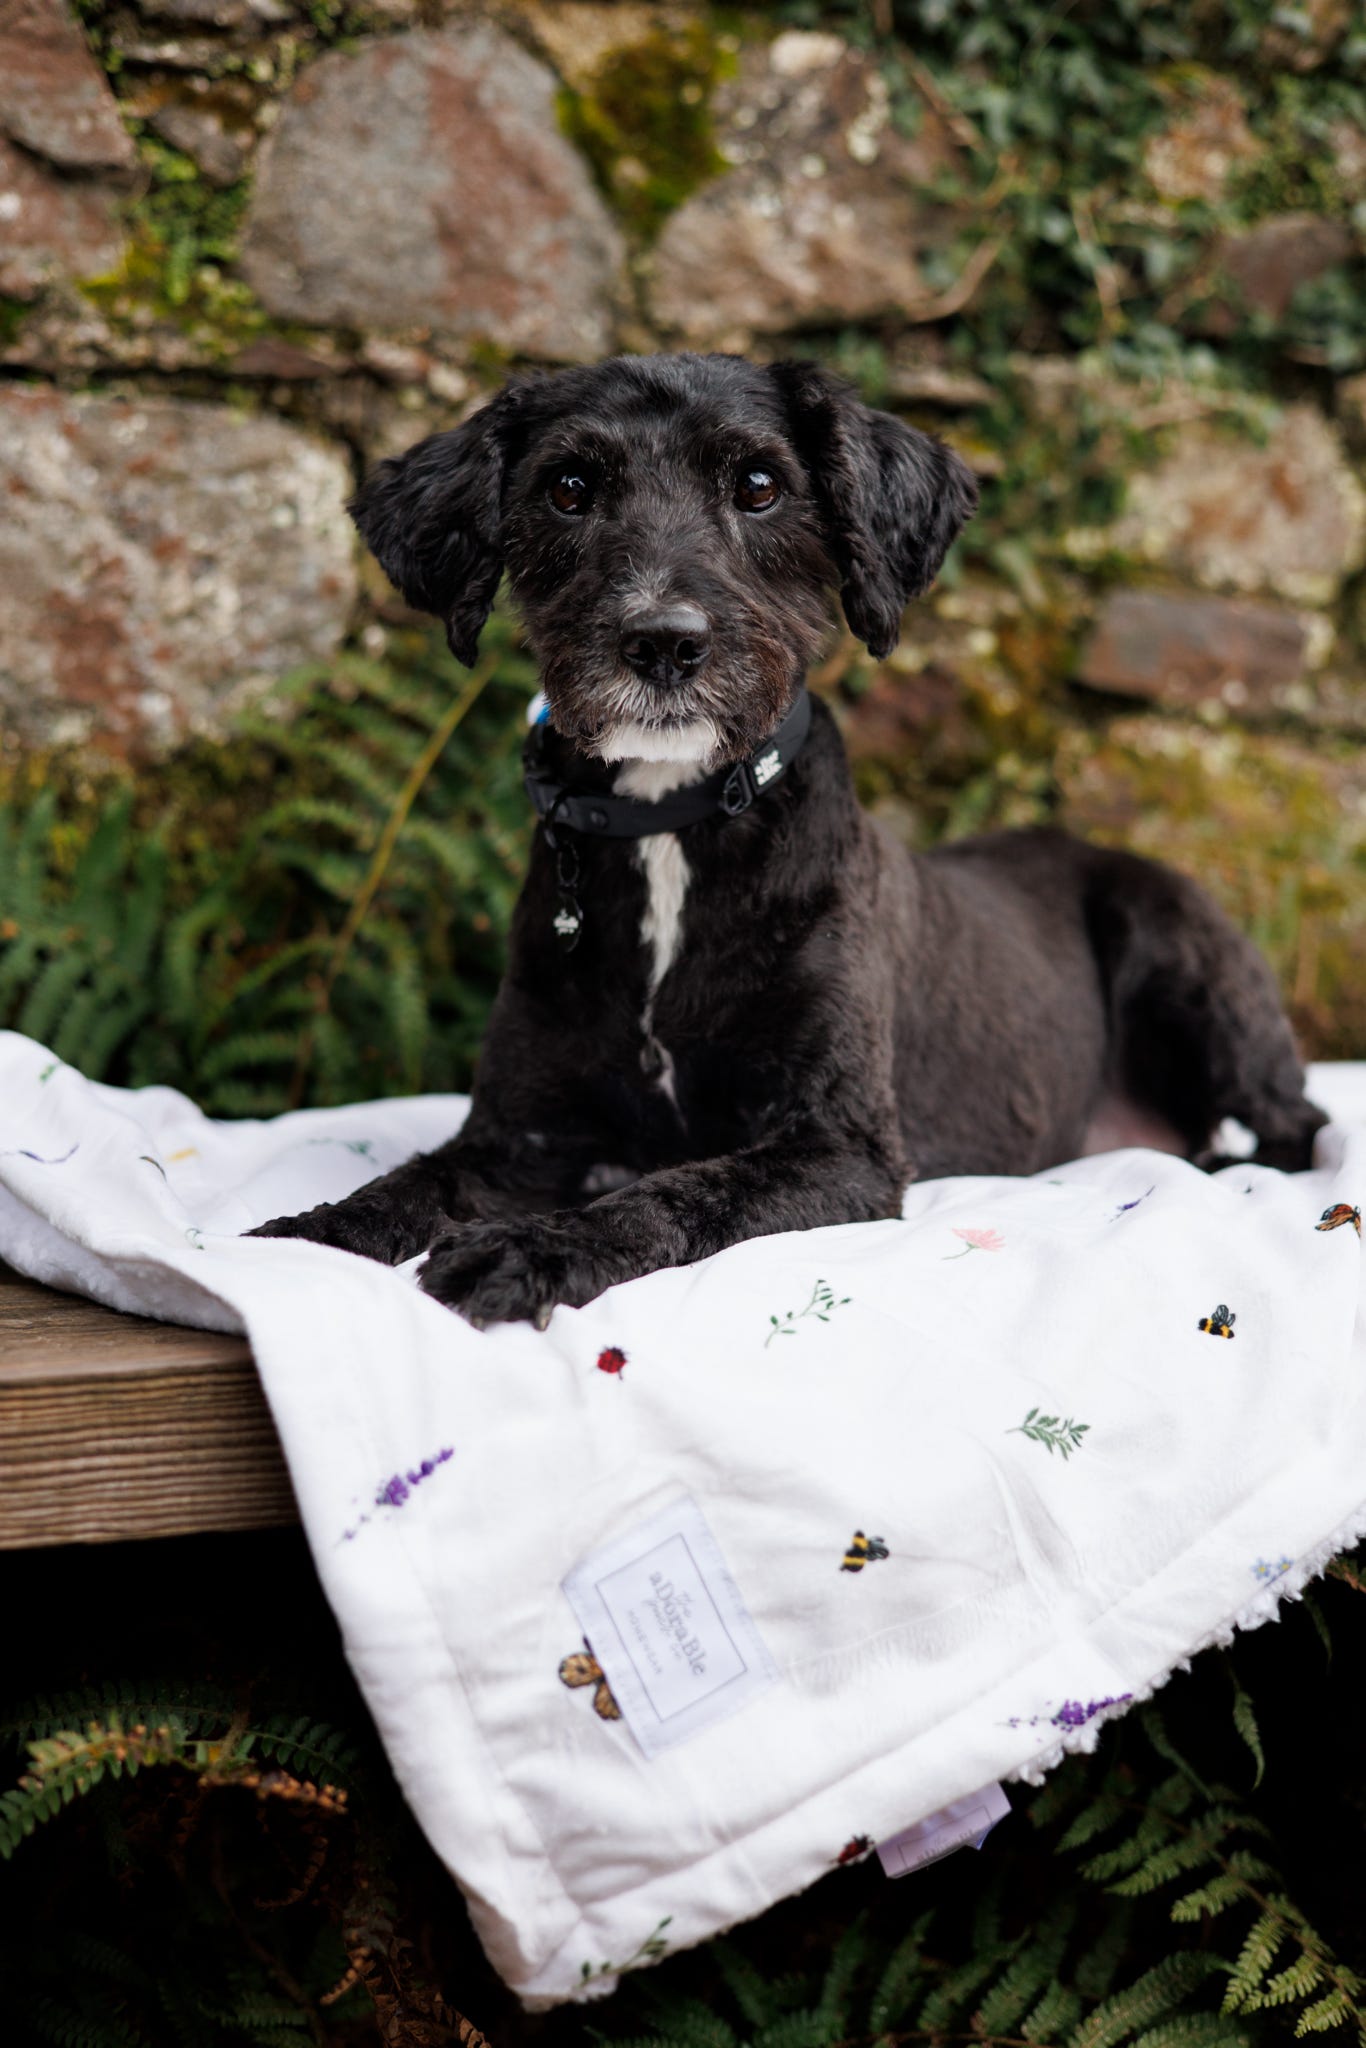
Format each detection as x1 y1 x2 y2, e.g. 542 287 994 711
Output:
0 1263 297 1549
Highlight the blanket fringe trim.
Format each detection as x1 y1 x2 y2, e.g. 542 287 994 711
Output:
1011 1493 1366 1785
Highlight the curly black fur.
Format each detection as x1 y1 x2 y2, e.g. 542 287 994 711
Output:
251 353 1324 1326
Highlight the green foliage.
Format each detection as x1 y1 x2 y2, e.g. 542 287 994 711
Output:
0 617 537 1114
557 21 739 240
0 1682 371 2045
788 0 1366 371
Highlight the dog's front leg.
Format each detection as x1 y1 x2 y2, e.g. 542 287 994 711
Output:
420 1115 907 1326
247 1123 570 1266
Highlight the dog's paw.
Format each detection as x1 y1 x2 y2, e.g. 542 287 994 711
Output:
246 1200 400 1262
418 1216 623 1327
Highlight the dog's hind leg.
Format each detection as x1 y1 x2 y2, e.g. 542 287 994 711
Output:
1083 847 1328 1173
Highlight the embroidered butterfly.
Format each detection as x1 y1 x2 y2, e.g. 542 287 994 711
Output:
558 1643 622 1721
840 1530 890 1573
1317 1203 1362 1238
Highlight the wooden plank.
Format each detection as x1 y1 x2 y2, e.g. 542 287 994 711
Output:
0 1265 298 1549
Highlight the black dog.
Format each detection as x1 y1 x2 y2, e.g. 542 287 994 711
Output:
252 352 1325 1324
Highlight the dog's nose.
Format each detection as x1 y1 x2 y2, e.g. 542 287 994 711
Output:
620 606 711 686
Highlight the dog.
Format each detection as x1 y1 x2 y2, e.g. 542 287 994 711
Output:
251 351 1326 1325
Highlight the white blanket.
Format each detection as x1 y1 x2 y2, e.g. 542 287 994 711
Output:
2 1028 1364 2007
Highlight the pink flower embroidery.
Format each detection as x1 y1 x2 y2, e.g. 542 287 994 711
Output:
944 1226 1005 1259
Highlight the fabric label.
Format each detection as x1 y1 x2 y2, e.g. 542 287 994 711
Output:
877 1783 1011 1879
562 1495 778 1758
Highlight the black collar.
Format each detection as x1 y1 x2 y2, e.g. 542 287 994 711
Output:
523 690 813 839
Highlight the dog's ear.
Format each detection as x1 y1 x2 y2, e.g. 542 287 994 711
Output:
349 387 526 667
768 360 978 659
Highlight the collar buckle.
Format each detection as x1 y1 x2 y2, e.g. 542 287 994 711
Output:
719 762 757 817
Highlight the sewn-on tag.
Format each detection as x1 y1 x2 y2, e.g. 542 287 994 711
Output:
877 1783 1011 1879
562 1495 778 1758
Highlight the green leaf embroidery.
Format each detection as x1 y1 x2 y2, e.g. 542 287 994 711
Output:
1008 1407 1090 1459
764 1279 851 1348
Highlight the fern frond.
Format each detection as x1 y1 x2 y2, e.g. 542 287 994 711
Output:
916 1938 1021 2034
1227 1678 1265 1789
866 1914 934 2033
975 1942 1059 2035
1059 1789 1130 1853
1296 1988 1352 2034
1107 1832 1221 1898
1299 1587 1333 1664
712 1945 776 2030
1222 1908 1291 2013
812 1912 871 2033
1128 2017 1251 2047
1067 1952 1225 2048
1024 1980 1085 2042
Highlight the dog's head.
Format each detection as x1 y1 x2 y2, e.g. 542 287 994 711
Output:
351 353 977 766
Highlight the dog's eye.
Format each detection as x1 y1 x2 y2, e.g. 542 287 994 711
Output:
550 470 593 517
735 468 781 514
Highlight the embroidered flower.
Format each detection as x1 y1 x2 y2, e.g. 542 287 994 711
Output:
944 1226 1004 1259
1252 1555 1293 1583
1052 1696 1130 1728
765 1279 851 1345
1005 1693 1132 1731
341 1446 453 1542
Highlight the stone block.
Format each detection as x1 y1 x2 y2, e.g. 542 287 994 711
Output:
0 0 135 295
1086 404 1366 607
647 29 963 342
0 389 357 755
240 22 625 360
0 0 135 171
1203 212 1354 331
1078 588 1322 717
0 133 127 297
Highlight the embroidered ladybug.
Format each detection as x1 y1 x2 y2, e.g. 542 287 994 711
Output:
835 1835 874 1865
596 1346 628 1377
1317 1203 1362 1238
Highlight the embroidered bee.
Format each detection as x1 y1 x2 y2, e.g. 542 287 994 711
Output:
558 1643 622 1721
835 1834 874 1865
596 1346 628 1377
840 1530 890 1573
1198 1304 1236 1338
1317 1203 1362 1238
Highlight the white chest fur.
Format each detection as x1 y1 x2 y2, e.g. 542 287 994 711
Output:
614 756 706 1101
636 831 689 993
614 756 703 995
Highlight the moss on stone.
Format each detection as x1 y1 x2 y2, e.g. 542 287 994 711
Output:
556 20 737 241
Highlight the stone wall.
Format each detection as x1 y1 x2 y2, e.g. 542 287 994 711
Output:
2 0 1365 1060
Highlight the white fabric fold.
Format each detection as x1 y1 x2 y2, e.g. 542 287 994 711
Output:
2 1030 1363 2006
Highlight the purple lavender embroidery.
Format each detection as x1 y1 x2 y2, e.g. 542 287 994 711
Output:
342 1446 453 1542
1006 1693 1132 1731
1053 1696 1130 1728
